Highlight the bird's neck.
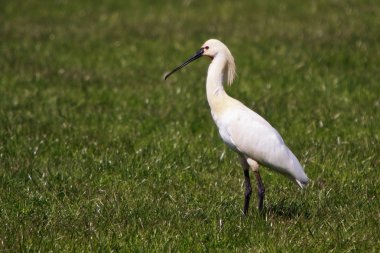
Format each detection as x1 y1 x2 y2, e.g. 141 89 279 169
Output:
206 54 228 109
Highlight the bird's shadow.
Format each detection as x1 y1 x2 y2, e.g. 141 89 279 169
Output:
263 200 311 219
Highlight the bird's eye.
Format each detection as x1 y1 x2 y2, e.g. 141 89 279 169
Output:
205 46 209 50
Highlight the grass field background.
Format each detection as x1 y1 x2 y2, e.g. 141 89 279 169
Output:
1 0 379 251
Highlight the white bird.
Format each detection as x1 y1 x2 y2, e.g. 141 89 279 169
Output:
165 39 309 214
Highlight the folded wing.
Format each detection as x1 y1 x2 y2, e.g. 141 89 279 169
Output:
221 107 309 187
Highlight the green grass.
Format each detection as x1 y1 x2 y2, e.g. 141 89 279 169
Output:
1 0 379 251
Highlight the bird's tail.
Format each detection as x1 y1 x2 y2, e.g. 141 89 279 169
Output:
287 150 309 189
295 178 309 189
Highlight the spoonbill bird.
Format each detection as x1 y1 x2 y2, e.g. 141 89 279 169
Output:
164 39 309 214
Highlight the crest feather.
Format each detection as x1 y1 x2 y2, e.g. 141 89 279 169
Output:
224 46 236 85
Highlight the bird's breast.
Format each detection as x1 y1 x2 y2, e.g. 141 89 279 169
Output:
211 110 239 151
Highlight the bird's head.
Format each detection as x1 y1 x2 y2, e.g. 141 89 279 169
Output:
164 39 236 85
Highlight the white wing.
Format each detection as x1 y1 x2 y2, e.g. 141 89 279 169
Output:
215 104 309 186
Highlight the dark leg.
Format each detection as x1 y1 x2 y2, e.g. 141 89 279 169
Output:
254 171 265 212
239 156 252 215
243 169 252 215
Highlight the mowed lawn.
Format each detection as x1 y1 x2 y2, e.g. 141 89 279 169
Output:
1 0 379 251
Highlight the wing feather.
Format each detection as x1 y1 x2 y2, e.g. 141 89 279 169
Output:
218 107 308 185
